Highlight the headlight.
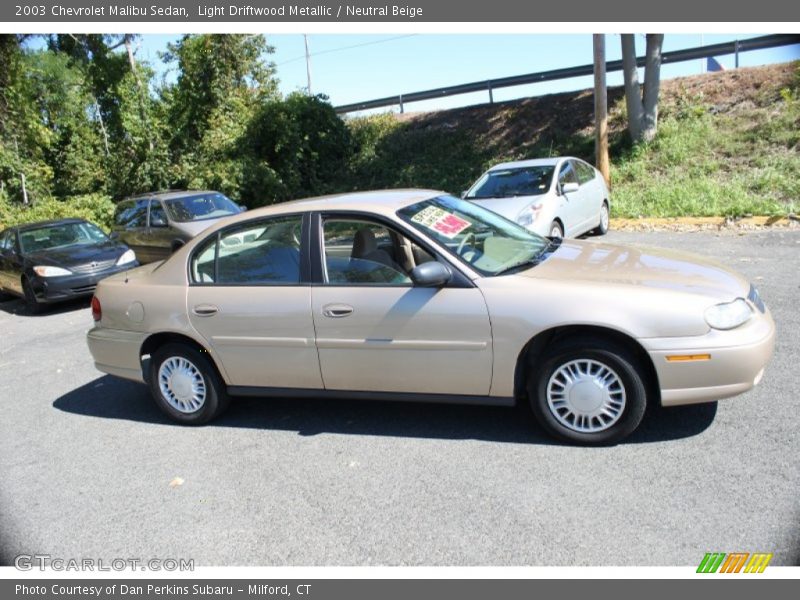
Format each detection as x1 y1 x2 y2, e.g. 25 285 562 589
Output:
116 249 136 266
517 205 543 227
704 298 753 330
516 212 533 227
33 266 72 277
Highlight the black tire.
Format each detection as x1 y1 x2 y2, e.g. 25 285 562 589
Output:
594 201 610 236
148 343 230 425
22 278 42 314
527 337 647 445
549 220 564 239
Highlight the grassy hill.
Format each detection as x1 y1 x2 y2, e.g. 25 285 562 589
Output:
344 62 800 218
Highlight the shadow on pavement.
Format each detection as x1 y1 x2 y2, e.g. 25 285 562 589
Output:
0 296 90 317
53 375 718 446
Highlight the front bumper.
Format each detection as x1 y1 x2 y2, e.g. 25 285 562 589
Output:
642 308 775 406
30 263 138 304
87 326 147 383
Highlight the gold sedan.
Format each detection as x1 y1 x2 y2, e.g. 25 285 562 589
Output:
86 190 775 444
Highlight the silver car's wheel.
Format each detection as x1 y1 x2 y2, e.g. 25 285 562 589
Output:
546 358 626 433
158 356 207 414
594 201 611 235
149 343 230 425
549 221 564 239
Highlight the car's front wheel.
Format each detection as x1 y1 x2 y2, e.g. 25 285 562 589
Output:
149 343 230 424
528 337 647 444
22 277 42 314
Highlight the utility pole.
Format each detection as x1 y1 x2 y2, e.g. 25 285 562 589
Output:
593 34 610 187
14 138 29 205
304 34 312 95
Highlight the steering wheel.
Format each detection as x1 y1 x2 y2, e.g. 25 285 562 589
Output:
457 232 477 256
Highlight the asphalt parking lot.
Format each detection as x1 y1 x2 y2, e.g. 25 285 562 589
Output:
1 228 798 567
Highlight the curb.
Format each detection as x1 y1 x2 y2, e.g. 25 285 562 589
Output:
610 216 800 232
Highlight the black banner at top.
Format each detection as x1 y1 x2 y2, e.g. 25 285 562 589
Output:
2 0 800 22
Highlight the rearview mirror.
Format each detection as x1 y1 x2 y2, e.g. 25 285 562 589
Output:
410 261 451 287
560 182 579 195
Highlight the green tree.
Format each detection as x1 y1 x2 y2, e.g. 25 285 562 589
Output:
242 93 352 205
161 34 279 199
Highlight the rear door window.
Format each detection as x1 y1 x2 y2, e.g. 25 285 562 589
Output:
574 160 596 185
191 215 303 285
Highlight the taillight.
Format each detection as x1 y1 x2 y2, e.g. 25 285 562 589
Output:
91 296 101 322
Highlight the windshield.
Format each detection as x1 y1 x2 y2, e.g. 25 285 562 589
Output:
19 222 109 254
466 166 555 199
397 195 550 276
163 193 241 223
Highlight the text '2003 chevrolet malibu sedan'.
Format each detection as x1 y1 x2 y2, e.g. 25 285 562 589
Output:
86 190 775 444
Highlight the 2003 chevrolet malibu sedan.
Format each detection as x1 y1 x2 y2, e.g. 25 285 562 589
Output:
86 190 775 444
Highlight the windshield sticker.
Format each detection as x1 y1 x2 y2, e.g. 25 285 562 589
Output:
411 206 471 239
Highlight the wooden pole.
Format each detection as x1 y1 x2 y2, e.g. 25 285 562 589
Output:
593 34 610 187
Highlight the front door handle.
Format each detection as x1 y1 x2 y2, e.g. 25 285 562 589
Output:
192 304 219 317
322 304 354 318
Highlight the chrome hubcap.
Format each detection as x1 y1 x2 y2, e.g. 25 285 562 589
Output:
546 359 626 433
158 357 206 414
550 225 562 238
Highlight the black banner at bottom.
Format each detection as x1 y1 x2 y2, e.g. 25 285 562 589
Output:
2 579 798 600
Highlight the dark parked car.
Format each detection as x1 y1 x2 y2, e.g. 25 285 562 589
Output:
111 190 244 264
0 218 137 313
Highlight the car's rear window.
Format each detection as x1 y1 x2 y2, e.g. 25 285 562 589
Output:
164 193 241 223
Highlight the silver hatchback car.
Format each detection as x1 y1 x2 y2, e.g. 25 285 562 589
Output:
464 157 610 238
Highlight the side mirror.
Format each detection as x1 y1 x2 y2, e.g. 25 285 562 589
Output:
238 204 248 213
109 231 120 240
410 261 451 287
560 182 579 195
150 216 167 227
460 191 468 199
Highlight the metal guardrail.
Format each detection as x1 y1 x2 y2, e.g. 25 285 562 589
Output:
334 34 800 114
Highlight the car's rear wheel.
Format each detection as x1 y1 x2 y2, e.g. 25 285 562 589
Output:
149 343 229 424
22 278 42 314
549 221 564 239
594 201 610 236
528 337 647 444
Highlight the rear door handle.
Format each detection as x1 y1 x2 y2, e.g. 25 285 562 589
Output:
322 304 354 318
192 304 219 317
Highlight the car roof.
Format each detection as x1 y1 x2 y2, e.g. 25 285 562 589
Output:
122 190 224 202
487 156 576 171
210 189 445 227
14 218 88 232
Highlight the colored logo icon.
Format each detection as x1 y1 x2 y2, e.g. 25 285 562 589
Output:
697 552 773 573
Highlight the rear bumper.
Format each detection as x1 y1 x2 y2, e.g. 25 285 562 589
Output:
31 264 138 303
87 326 147 383
642 309 775 407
